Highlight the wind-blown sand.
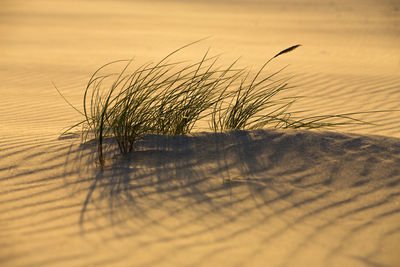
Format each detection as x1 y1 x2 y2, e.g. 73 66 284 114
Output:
1 0 399 266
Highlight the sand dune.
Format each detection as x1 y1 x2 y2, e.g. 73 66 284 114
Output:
1 0 400 266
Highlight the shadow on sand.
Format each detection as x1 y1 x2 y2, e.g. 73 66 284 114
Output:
69 129 400 266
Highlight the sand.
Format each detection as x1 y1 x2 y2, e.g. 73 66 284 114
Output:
1 0 399 266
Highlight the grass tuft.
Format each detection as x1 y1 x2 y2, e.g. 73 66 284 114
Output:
56 42 378 168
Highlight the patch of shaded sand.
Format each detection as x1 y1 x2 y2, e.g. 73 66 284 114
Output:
1 130 400 266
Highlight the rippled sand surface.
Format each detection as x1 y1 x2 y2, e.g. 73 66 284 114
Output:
1 0 399 266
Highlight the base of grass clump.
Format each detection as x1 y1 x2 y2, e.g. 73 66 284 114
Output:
55 41 371 168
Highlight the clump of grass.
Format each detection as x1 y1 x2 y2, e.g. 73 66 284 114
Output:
210 44 304 131
56 42 373 168
209 64 295 131
210 44 373 132
153 52 243 135
81 56 193 166
57 40 243 167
